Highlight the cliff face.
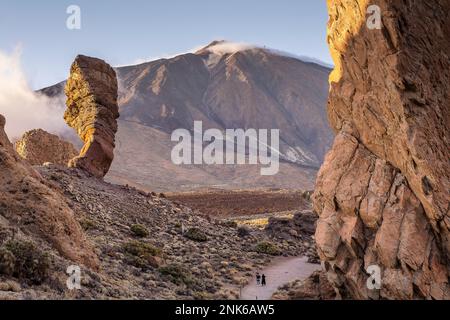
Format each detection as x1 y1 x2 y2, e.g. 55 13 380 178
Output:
313 0 450 299
0 114 98 269
15 129 78 166
64 55 119 178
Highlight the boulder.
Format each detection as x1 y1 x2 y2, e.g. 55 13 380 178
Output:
15 129 78 166
64 55 119 177
272 270 336 300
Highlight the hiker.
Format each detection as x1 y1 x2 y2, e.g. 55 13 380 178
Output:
261 274 266 286
256 272 261 285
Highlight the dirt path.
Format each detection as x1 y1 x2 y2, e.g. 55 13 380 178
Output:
240 256 321 300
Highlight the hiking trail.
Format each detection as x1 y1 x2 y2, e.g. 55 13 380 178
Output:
240 256 321 300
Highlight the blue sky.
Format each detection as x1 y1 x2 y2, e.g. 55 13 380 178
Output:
0 0 331 89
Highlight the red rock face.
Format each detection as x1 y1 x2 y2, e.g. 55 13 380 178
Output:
15 129 78 166
64 55 119 178
0 114 98 269
313 0 450 299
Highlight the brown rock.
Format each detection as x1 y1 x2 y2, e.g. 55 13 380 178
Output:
64 55 119 177
265 210 318 240
272 270 336 300
14 129 78 166
0 114 98 269
381 269 413 300
313 0 450 299
293 210 318 235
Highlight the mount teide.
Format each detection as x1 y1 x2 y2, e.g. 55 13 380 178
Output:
40 41 333 192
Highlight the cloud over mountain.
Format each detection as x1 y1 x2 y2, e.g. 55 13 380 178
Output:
0 47 68 140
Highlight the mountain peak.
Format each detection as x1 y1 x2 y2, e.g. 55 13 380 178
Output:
195 40 256 56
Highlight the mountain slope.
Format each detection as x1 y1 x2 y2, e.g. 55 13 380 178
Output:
40 42 333 191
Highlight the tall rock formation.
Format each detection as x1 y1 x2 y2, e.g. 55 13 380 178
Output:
0 114 98 269
64 55 119 178
313 0 450 299
15 129 78 166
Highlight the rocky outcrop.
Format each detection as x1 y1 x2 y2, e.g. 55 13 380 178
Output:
265 211 319 263
64 55 119 177
15 129 78 166
313 0 450 299
272 270 336 300
0 114 98 269
266 211 317 238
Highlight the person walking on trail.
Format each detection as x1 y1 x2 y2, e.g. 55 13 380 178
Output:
261 274 266 287
256 272 261 285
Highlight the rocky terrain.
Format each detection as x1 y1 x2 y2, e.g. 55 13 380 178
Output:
313 0 450 299
64 55 119 178
0 161 317 299
0 114 98 270
40 42 332 192
14 129 78 166
2 0 449 301
0 53 319 300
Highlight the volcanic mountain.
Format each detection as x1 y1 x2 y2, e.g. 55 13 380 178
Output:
40 41 333 192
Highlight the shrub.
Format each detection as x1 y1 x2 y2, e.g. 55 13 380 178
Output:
255 241 281 256
130 224 149 238
0 247 15 276
79 218 97 231
184 228 207 242
237 226 251 237
159 263 194 287
122 241 162 269
2 240 50 284
221 221 238 228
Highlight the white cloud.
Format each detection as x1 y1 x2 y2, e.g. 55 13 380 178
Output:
0 46 69 141
205 42 256 55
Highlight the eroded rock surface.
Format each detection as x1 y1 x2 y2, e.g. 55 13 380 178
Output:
15 129 78 166
0 114 98 269
64 55 119 177
313 0 450 299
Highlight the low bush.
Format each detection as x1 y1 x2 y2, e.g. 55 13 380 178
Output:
1 240 50 284
130 224 149 238
184 228 207 242
79 218 97 231
122 240 162 269
255 241 281 256
159 263 195 287
237 226 251 237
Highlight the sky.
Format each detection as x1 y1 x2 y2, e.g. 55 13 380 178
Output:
0 0 331 90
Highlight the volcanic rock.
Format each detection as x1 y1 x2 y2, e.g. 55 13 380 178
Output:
266 211 318 239
64 55 119 177
272 270 336 300
0 114 98 269
15 129 78 166
312 0 450 299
